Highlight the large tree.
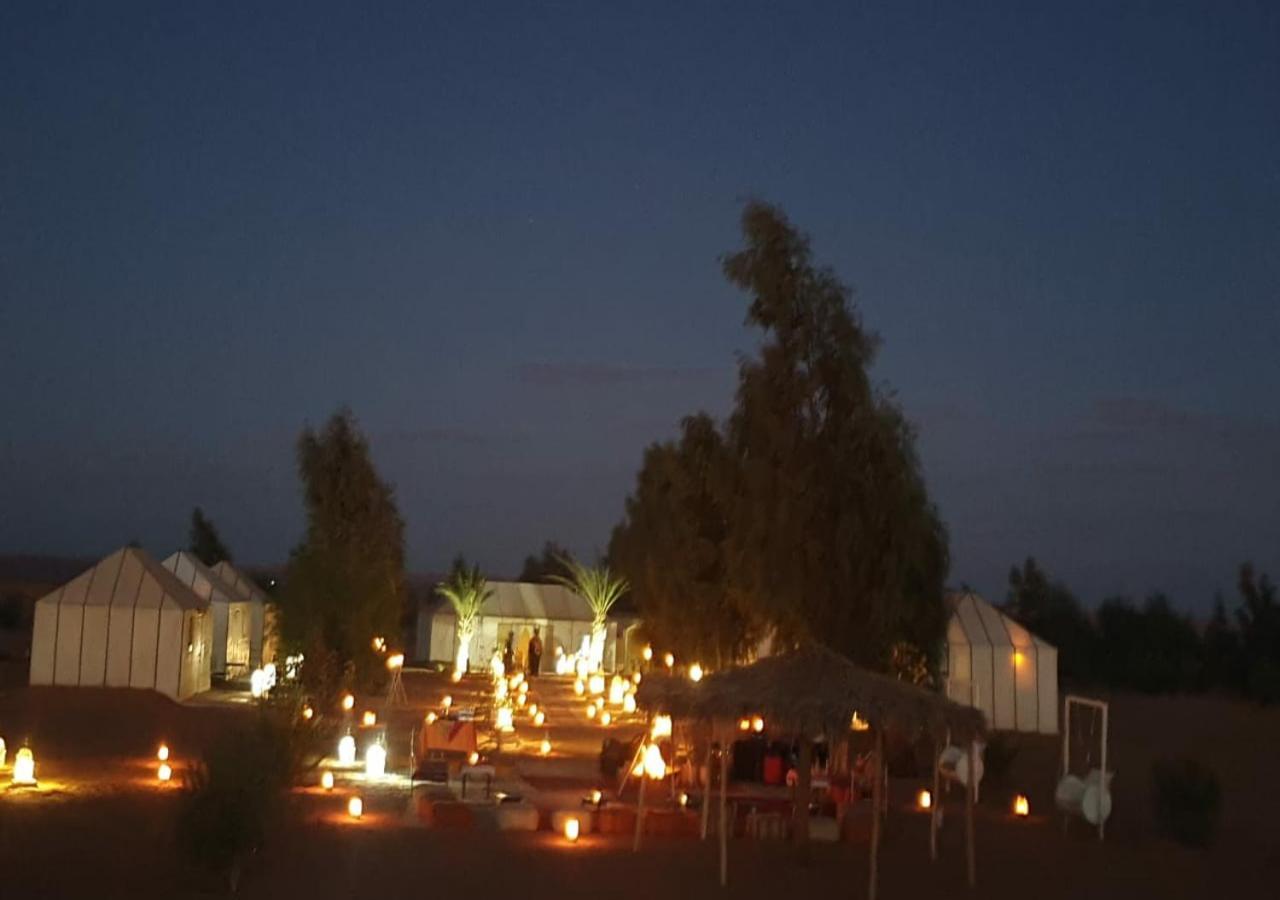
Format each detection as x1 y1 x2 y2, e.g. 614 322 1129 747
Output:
721 202 949 671
519 541 573 584
1004 557 1096 683
189 507 231 566
610 413 760 667
436 556 492 674
281 410 405 691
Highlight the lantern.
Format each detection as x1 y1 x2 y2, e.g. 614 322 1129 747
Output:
585 702 597 720
321 770 335 790
642 645 653 662
608 676 626 706
365 743 386 778
341 693 355 712
347 796 363 819
917 789 932 810
590 789 603 805
361 710 377 727
540 737 552 756
622 694 637 714
575 658 590 680
688 663 703 683
250 668 268 698
372 636 386 652
600 711 612 727
425 711 438 725
516 693 527 709
0 737 5 767
632 671 642 685
338 735 356 765
563 816 580 842
496 706 515 732
495 678 509 701
534 710 546 727
302 705 314 721
850 712 869 732
468 751 480 766
588 674 605 696
751 716 765 734
528 703 538 717
386 653 405 670
573 679 585 696
157 743 170 762
442 695 453 711
450 669 462 683
1013 794 1030 817
738 718 751 732
13 747 35 785
663 652 674 669
157 763 172 782
642 743 667 780
678 791 689 808
651 715 672 739
518 681 529 696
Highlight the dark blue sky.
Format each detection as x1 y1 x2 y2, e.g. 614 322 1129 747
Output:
2 2 1277 611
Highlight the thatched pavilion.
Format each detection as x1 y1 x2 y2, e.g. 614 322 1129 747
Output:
635 644 986 898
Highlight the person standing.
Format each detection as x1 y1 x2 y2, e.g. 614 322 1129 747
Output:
503 630 515 674
527 626 543 677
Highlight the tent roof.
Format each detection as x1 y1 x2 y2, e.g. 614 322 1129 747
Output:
210 561 269 606
637 643 985 742
162 551 243 606
37 546 210 611
947 591 1055 652
435 580 601 622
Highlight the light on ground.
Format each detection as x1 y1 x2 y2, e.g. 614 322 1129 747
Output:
338 735 356 765
1013 794 1030 817
540 738 551 756
663 652 674 668
564 816 580 842
157 743 170 761
361 710 377 727
688 663 704 682
348 796 363 819
534 710 546 727
321 770 335 790
13 747 35 785
642 645 653 661
157 763 172 782
365 743 386 778
341 693 355 711
917 789 932 810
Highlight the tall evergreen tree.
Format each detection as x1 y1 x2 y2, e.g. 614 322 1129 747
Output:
610 413 759 667
281 409 405 690
189 507 232 566
519 541 573 584
721 201 949 671
1004 557 1096 683
1236 563 1280 703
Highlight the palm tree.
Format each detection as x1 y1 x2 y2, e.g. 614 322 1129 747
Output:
436 563 492 674
554 557 628 672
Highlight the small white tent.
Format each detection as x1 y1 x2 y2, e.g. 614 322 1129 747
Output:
29 547 213 701
210 561 271 669
162 551 253 678
944 590 1058 734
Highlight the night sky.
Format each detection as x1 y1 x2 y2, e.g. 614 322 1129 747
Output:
2 3 1277 611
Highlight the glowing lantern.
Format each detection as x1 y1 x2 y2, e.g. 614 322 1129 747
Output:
491 653 506 678
1013 650 1025 667
425 711 438 725
372 636 386 652
157 743 170 762
495 679 509 701
361 710 377 727
663 652 674 669
632 671 642 685
496 706 515 732
341 693 355 712
573 679 585 696
688 663 703 682
751 716 765 734
540 737 551 756
590 789 603 805
13 747 35 785
534 710 546 727
585 703 597 720
642 645 653 662
608 676 626 706
321 770 335 790
157 763 172 782
528 703 538 717
588 674 605 696
564 816 580 842
450 669 462 683
678 791 689 808
0 737 5 767
575 658 590 680
442 695 453 711
516 693 527 709
651 715 672 739
348 796 363 819
365 743 386 778
250 668 268 698
518 681 529 696
600 711 612 726
1013 794 1030 817
917 789 933 810
850 712 870 732
623 694 637 714
738 718 751 732
642 743 667 780
386 653 405 670
338 735 356 766
468 751 480 766
302 705 314 721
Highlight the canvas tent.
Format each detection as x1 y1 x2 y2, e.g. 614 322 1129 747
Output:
162 551 257 678
419 580 636 672
943 590 1058 734
29 546 213 701
210 560 271 669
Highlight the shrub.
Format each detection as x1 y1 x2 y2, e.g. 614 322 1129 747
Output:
982 733 1020 783
1151 758 1221 847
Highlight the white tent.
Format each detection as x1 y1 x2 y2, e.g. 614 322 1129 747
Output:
944 590 1058 734
210 560 271 669
421 580 635 673
29 547 213 701
162 551 254 678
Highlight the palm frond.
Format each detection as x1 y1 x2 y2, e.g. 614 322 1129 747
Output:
552 556 629 622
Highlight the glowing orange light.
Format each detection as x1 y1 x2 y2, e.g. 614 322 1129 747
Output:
751 716 764 733
157 743 170 762
1013 794 1030 817
738 718 751 732
321 771 335 790
302 705 314 720
341 693 355 711
361 710 377 727
348 796 363 819
917 789 932 810
157 763 172 782
468 751 480 766
564 816 580 842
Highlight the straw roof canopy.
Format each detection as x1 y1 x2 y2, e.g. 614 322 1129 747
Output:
636 643 985 742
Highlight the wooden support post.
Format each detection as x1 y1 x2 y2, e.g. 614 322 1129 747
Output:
869 729 883 900
930 738 941 861
634 754 647 852
794 736 812 849
701 739 714 840
965 739 976 888
719 736 730 887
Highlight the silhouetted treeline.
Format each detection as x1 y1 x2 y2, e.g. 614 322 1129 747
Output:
1003 559 1280 703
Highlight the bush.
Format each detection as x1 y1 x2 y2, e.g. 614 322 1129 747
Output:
1151 758 1221 847
982 733 1020 784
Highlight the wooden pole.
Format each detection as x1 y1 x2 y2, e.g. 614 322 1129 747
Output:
930 738 941 861
965 739 976 888
634 748 648 852
794 736 812 850
719 733 730 887
700 738 714 840
869 729 883 900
